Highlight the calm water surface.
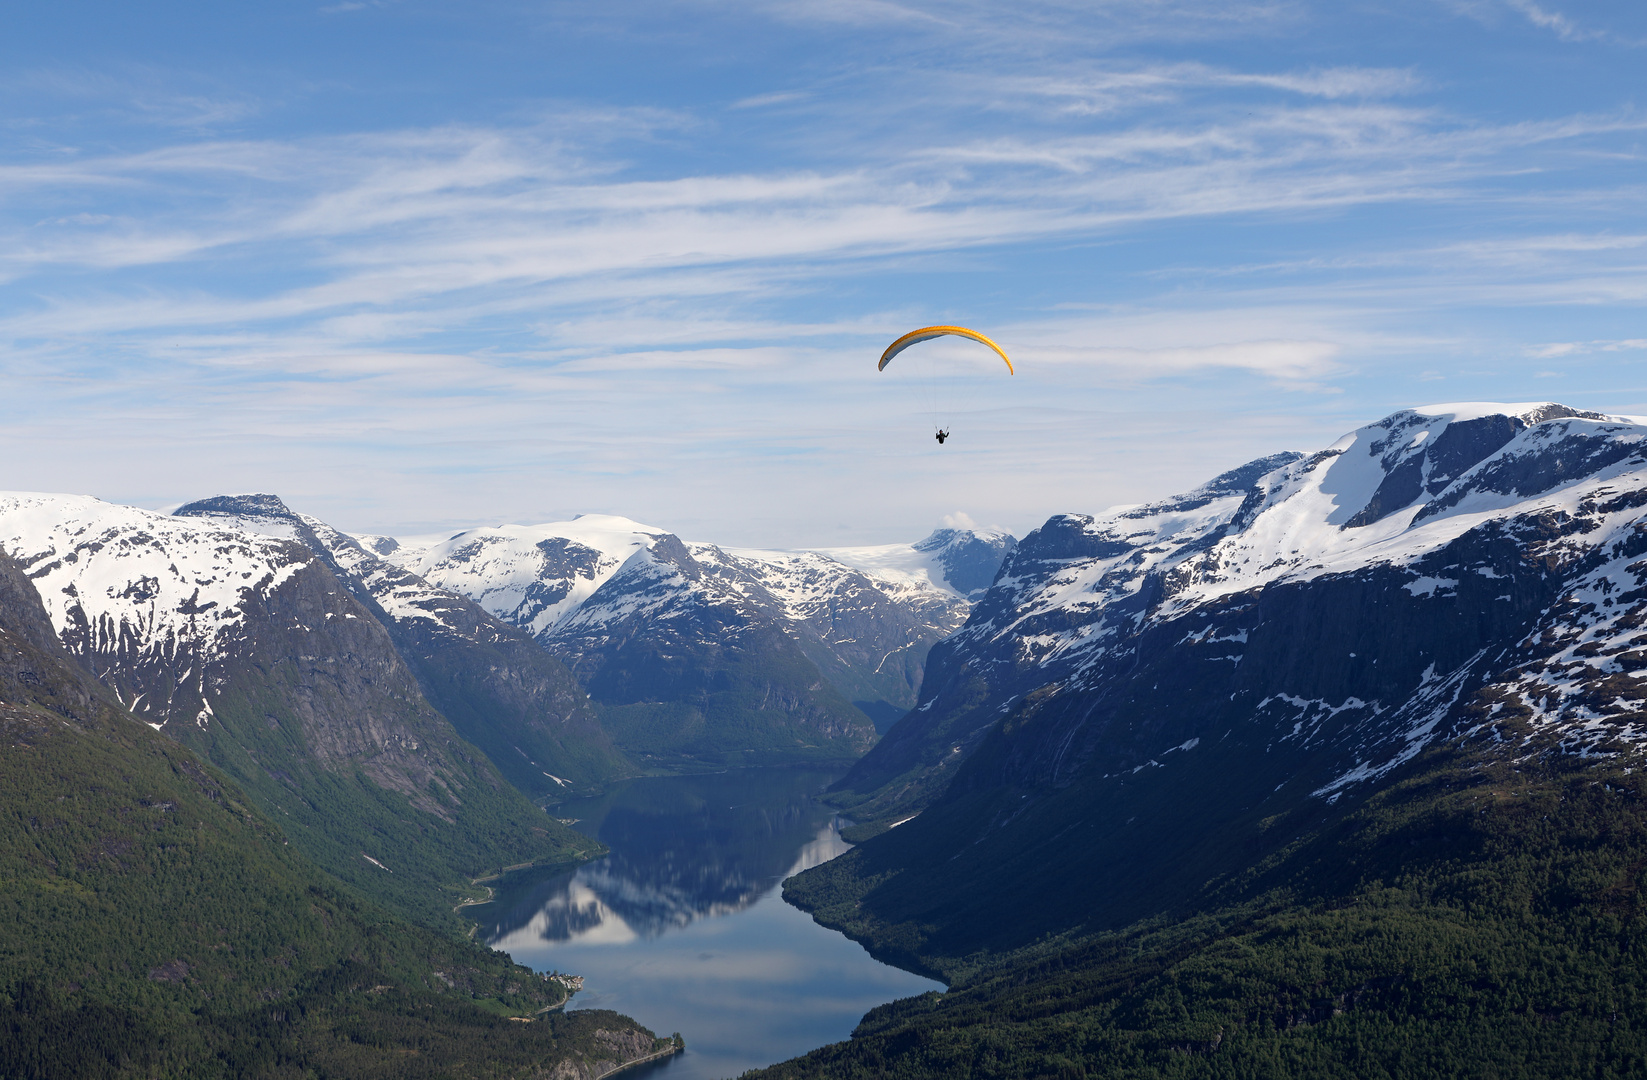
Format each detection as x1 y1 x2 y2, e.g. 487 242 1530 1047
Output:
465 768 943 1080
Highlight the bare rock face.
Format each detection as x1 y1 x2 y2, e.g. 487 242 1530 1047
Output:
531 1019 681 1080
173 494 628 796
385 515 1017 759
146 960 190 984
0 493 588 926
812 404 1647 949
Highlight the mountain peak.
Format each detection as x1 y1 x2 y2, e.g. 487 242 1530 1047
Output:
911 528 1019 599
1405 400 1616 427
174 492 298 521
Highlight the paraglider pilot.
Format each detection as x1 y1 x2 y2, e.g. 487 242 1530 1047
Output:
878 327 1010 447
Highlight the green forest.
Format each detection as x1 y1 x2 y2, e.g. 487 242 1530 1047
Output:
0 571 671 1079
754 748 1647 1078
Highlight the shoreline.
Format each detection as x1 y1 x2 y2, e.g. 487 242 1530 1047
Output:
593 1039 685 1080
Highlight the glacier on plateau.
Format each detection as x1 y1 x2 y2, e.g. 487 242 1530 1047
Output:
367 517 1013 728
371 516 1009 642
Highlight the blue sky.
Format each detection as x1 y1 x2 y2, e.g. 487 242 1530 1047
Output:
2 0 1645 545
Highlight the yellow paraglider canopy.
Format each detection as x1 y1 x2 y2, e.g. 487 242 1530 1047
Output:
878 326 1014 374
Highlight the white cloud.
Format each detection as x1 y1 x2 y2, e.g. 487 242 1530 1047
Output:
730 90 812 110
1002 63 1425 119
1503 0 1599 41
1013 337 1345 390
1529 338 1647 358
4 92 1635 354
2 16 1644 544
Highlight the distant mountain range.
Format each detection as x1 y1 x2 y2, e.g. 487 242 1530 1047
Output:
764 402 1647 1078
378 515 1011 762
25 399 1647 1077
0 488 1016 926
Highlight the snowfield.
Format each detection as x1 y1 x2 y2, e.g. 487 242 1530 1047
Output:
0 491 310 668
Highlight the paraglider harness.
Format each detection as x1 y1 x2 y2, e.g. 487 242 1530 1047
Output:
877 326 1012 449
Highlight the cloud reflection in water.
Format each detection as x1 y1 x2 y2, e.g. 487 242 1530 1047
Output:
465 768 942 1080
477 768 854 949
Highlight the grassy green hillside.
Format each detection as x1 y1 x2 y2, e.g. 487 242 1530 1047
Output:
177 662 600 932
128 553 604 933
758 749 1647 1078
0 553 673 1079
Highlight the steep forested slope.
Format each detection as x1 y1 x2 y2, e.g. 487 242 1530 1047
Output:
755 403 1647 1078
768 749 1647 1078
0 546 674 1079
173 494 629 798
0 494 593 929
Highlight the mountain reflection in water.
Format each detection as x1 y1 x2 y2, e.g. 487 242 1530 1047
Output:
464 768 943 1080
477 768 851 950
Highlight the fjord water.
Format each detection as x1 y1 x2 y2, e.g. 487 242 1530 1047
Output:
466 769 942 1079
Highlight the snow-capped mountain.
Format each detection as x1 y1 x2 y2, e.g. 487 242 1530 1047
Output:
809 528 1018 601
836 402 1647 824
802 401 1647 961
0 492 323 731
379 516 1005 633
502 531 882 763
173 494 625 795
0 490 592 916
374 516 668 641
376 517 1013 734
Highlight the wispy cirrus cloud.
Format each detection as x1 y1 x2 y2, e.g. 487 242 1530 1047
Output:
3 0 1646 541
1502 0 1604 42
1444 0 1645 45
1529 338 1647 358
994 63 1425 120
747 0 1300 43
5 87 1635 356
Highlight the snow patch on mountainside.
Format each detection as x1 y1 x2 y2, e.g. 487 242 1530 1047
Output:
1151 407 1646 617
0 491 309 665
812 528 1017 600
718 547 953 624
380 516 667 638
175 494 485 635
971 406 1647 682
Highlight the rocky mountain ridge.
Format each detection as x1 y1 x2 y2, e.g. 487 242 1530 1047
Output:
833 401 1647 827
0 491 594 928
380 517 1012 731
172 494 627 797
761 400 1647 1080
